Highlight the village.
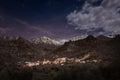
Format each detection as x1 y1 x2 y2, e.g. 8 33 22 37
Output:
20 53 102 67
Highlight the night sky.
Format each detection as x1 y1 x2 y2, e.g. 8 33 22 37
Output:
0 0 120 39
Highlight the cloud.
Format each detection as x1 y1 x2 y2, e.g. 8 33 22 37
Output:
14 19 30 27
13 19 56 38
67 0 120 35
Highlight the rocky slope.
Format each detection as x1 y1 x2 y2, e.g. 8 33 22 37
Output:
46 35 120 62
0 36 42 66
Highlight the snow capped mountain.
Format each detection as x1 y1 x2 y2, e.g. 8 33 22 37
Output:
30 35 90 46
31 36 67 46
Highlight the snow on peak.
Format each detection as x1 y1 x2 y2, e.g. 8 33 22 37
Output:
31 36 67 45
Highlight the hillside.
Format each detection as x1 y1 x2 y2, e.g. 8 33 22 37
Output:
46 35 120 62
0 36 41 66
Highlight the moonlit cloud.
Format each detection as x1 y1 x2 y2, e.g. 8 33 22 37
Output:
14 19 56 38
67 0 120 35
0 17 56 38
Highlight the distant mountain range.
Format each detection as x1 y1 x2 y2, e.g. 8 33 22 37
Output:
0 35 120 66
31 36 67 46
